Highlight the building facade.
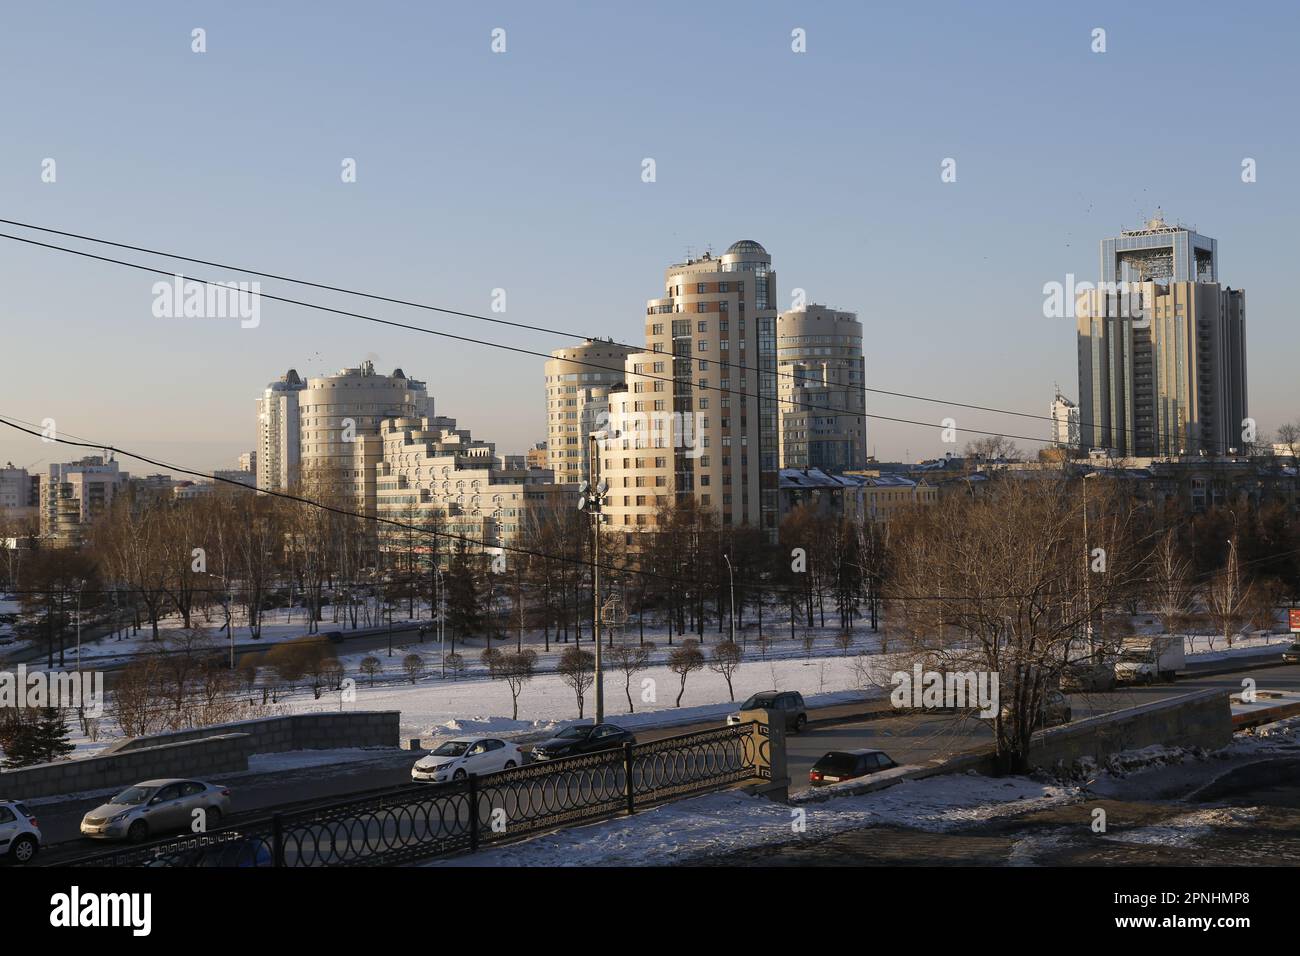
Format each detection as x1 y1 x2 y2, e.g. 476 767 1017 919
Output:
295 362 432 514
1076 216 1248 457
255 369 306 493
545 339 636 484
776 304 867 470
375 415 569 552
1051 390 1080 448
602 240 780 539
38 457 130 543
0 465 38 521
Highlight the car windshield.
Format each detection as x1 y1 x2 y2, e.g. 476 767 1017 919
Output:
431 741 470 757
111 786 156 805
741 695 778 709
556 727 592 739
814 753 858 773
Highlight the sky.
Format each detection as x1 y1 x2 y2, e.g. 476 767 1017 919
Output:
1 0 1297 474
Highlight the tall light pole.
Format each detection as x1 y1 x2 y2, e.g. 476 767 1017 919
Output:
74 577 85 673
1081 471 1099 655
434 565 446 677
723 552 736 645
579 428 618 723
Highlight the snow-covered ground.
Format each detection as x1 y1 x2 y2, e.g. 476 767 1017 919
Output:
431 771 1078 866
287 651 894 744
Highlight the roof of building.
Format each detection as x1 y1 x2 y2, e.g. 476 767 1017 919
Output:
778 468 922 490
725 239 767 256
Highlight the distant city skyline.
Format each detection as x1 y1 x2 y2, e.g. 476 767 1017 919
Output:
3 1 1297 474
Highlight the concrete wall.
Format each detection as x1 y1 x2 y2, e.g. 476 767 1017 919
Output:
1027 688 1233 770
0 711 400 800
0 734 252 800
100 711 400 756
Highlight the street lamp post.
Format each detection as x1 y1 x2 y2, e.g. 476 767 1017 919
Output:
74 578 85 673
723 552 736 645
435 566 446 677
1081 471 1100 655
579 428 619 724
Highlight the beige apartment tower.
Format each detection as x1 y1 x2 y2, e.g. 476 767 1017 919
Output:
602 240 780 538
545 339 636 484
776 304 867 470
296 361 432 513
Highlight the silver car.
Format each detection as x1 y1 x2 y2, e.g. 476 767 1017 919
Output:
80 779 232 843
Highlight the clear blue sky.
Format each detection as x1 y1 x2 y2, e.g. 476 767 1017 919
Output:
1 0 1296 472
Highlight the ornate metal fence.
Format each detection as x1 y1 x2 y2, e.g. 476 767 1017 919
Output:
63 721 760 868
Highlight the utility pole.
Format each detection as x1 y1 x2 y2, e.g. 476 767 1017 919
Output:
579 428 618 724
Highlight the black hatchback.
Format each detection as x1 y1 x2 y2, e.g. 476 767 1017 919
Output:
530 723 636 760
809 749 897 787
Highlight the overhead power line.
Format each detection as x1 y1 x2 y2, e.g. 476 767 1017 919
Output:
0 229 1074 450
0 217 1245 455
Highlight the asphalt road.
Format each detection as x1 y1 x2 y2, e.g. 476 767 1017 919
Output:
22 660 1300 865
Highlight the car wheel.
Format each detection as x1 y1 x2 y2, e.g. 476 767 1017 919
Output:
503 760 516 769
794 714 807 733
453 769 467 781
10 835 38 864
127 820 149 844
205 806 223 829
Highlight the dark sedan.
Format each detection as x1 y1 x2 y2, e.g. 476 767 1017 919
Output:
1282 643 1300 664
530 723 636 760
809 749 897 787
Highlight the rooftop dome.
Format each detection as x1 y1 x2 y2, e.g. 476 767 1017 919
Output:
725 239 767 257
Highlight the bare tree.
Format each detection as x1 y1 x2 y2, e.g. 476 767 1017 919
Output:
668 640 704 707
708 640 743 701
1276 422 1300 459
359 655 383 686
1205 539 1251 649
501 649 538 720
1149 526 1194 638
403 653 426 683
557 646 595 718
608 642 653 713
886 475 1141 772
963 434 1023 462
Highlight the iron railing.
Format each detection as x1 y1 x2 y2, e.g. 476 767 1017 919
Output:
63 721 760 868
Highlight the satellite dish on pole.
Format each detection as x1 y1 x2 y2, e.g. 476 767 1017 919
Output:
596 479 608 497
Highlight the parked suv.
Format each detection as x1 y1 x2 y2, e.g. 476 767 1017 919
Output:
0 799 42 864
726 691 808 733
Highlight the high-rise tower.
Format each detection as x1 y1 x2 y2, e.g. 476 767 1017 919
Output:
776 304 867 470
1076 216 1247 457
602 240 780 537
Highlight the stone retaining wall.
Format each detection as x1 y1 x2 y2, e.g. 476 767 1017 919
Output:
0 711 400 800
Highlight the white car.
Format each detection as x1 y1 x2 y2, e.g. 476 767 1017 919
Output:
0 799 42 864
411 737 525 783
